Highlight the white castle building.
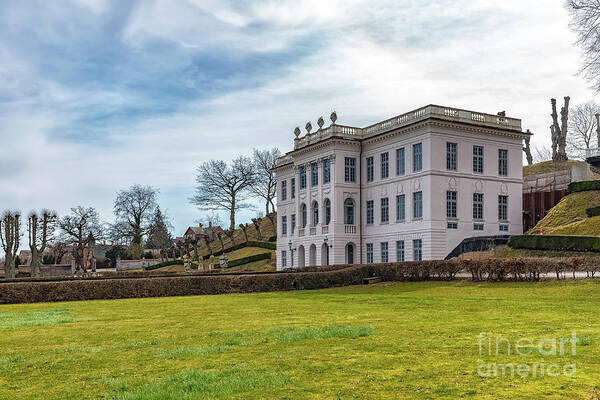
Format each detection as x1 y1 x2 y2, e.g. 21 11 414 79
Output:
274 105 528 270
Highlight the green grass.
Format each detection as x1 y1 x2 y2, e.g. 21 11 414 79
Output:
2 281 600 398
530 190 600 235
523 160 582 177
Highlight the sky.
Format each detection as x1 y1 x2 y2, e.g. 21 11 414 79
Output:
0 0 597 244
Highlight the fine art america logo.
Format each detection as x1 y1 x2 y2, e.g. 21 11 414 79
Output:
477 332 577 378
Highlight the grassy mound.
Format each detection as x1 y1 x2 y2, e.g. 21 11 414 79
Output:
530 190 600 236
523 160 581 177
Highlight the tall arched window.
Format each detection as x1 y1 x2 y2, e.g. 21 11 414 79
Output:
312 201 319 226
344 198 355 225
324 199 331 225
301 203 307 228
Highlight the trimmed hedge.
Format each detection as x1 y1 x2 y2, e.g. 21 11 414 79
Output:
508 234 600 252
227 252 271 268
144 260 184 271
202 241 276 260
586 206 600 218
0 258 589 304
568 180 600 193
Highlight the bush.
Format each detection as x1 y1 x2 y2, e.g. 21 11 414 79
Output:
0 258 589 304
508 234 600 252
586 206 600 218
568 180 600 193
227 253 271 268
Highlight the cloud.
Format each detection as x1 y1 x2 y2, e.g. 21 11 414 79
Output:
0 0 596 253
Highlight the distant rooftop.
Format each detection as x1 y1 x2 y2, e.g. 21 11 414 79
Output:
277 104 523 167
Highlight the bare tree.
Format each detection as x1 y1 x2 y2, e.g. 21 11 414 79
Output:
146 206 173 249
59 207 103 274
113 184 159 245
239 223 249 243
567 101 600 159
566 1 600 91
50 242 69 264
0 211 21 279
523 130 533 165
190 156 256 231
550 97 570 161
28 211 57 277
533 144 554 163
251 148 281 215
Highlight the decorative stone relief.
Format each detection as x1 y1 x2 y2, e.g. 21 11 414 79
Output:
366 189 372 199
413 179 422 191
397 183 404 194
474 180 483 193
448 177 457 190
381 186 388 197
500 183 508 195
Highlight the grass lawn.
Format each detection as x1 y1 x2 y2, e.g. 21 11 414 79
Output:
1 281 600 399
531 190 600 235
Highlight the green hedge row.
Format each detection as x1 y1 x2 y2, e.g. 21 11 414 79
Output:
203 241 276 260
568 180 600 193
227 252 272 268
144 260 184 271
586 206 600 218
507 234 600 252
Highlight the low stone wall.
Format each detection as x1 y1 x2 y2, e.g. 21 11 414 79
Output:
116 259 163 271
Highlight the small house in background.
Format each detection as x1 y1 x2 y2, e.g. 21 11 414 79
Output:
183 222 224 242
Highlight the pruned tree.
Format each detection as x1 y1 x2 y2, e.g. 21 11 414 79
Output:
190 156 256 231
252 218 262 241
239 223 249 243
202 233 213 256
28 211 57 277
146 206 173 249
0 211 21 279
224 228 236 246
523 130 533 166
216 231 225 251
59 207 103 274
113 184 159 245
251 148 281 215
566 1 600 92
550 97 570 161
567 101 600 159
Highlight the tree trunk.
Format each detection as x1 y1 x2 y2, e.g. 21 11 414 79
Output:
4 255 15 279
31 248 41 278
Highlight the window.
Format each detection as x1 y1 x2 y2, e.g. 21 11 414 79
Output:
366 200 374 224
381 242 389 262
498 195 508 221
301 203 307 228
281 216 287 235
381 152 389 179
499 224 509 232
396 194 405 221
324 199 331 225
311 162 318 186
322 159 331 184
282 250 287 268
446 191 457 219
474 223 484 231
366 243 373 264
345 157 356 182
281 180 287 201
291 214 296 233
380 197 389 223
312 201 319 226
291 178 296 199
498 149 508 176
473 193 484 220
396 241 405 262
396 148 405 175
447 143 457 171
413 191 423 219
413 239 422 261
299 166 307 189
447 221 458 229
366 157 374 182
344 198 355 225
413 143 422 172
473 146 484 174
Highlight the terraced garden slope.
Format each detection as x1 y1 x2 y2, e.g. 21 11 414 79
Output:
530 190 600 236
